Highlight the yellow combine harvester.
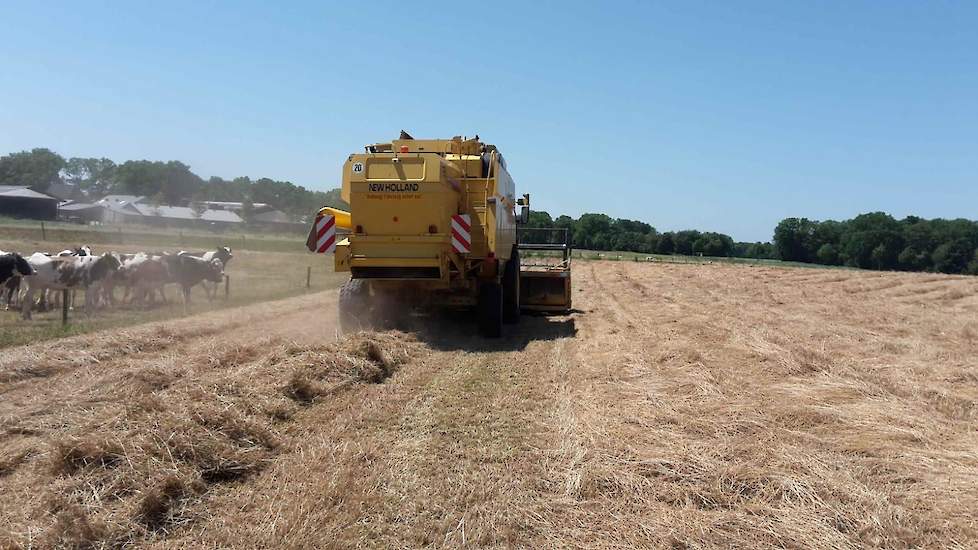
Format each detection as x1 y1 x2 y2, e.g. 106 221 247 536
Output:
308 132 571 337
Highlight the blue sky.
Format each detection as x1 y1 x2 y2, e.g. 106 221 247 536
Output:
1 1 975 241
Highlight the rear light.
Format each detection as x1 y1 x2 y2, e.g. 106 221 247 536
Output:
355 225 363 233
487 251 495 258
428 225 438 234
399 145 409 153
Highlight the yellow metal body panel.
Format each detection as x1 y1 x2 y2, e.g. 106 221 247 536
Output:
336 136 517 287
318 206 352 230
334 238 351 270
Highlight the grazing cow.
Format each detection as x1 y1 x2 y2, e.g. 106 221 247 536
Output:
1 251 32 310
56 245 92 257
123 253 172 306
48 247 95 308
167 254 224 305
1 253 34 285
3 276 23 310
182 247 232 300
101 252 139 305
22 253 121 319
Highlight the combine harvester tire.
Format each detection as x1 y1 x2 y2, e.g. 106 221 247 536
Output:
503 247 521 324
338 279 369 332
478 282 503 337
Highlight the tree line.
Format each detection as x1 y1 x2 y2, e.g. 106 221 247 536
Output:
0 148 345 221
5 149 973 274
774 213 978 275
525 210 978 276
523 211 739 257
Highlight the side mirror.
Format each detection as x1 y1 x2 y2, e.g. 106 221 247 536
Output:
520 206 529 225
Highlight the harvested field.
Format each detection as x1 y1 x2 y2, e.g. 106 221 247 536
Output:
1 261 977 548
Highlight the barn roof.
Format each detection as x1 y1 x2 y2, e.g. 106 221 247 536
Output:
0 186 59 201
202 201 270 209
252 209 293 223
97 194 145 206
132 204 243 223
59 202 104 212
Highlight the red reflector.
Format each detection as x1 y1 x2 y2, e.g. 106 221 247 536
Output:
487 251 495 258
428 225 437 234
355 225 363 233
393 216 399 222
399 145 409 153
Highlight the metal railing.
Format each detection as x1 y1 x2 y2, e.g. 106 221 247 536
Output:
517 227 571 271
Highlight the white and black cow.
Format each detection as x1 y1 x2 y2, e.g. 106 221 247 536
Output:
21 253 121 319
2 277 22 310
1 252 34 284
123 253 172 306
56 245 93 257
166 253 224 305
181 247 232 300
100 252 139 305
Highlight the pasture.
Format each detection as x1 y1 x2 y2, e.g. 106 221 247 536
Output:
0 227 347 348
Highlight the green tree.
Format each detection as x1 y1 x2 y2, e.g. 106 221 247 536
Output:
966 250 978 275
0 148 66 191
773 218 818 262
574 213 614 250
673 230 701 255
842 230 903 269
616 218 653 234
62 157 116 196
932 239 973 274
655 233 675 254
113 160 167 198
816 243 839 265
526 211 554 228
112 160 203 204
897 246 930 271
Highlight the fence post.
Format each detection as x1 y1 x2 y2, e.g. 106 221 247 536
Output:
306 266 311 289
224 274 230 300
61 289 69 326
41 221 46 240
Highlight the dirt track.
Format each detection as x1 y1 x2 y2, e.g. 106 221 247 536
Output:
2 262 977 548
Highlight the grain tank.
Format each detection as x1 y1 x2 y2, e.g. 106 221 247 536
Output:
311 133 529 337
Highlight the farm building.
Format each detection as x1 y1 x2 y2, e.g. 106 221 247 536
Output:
131 203 243 229
58 196 245 229
0 185 59 220
201 200 303 231
202 200 270 211
250 208 304 231
95 195 144 223
58 201 106 224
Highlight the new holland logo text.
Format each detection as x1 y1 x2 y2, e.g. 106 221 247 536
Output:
367 183 420 192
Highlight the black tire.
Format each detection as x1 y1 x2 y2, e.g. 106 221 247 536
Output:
338 279 369 332
502 247 520 324
478 281 503 338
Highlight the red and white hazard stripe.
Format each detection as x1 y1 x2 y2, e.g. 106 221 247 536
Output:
451 214 471 254
314 214 336 254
